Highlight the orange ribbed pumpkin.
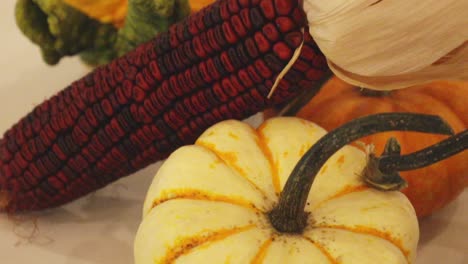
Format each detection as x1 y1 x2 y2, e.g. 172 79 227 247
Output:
265 77 468 218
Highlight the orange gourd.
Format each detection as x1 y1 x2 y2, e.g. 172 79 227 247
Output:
266 77 468 218
62 0 214 28
64 0 128 27
189 0 216 12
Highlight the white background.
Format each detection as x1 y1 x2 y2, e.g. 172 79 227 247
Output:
0 1 466 263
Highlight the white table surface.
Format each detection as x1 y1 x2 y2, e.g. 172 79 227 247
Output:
0 1 466 263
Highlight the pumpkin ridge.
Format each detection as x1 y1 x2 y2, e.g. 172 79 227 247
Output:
256 130 281 195
151 189 261 212
312 185 369 210
250 236 274 264
418 81 468 126
302 236 339 264
316 225 411 262
196 141 271 201
159 225 256 263
399 90 468 128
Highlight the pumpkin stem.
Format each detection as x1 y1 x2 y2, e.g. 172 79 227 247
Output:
363 138 408 191
359 87 392 97
268 113 454 233
378 129 468 174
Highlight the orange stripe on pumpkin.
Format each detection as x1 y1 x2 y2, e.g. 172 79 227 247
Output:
302 236 339 264
197 141 270 199
151 189 260 212
255 132 281 195
250 237 274 264
317 224 411 262
313 185 369 209
160 225 255 263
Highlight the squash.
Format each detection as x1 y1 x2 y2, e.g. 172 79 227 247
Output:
134 114 436 263
63 0 215 28
189 0 215 12
15 0 191 65
63 0 128 27
265 77 468 218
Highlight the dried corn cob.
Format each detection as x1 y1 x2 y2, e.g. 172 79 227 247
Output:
0 0 328 212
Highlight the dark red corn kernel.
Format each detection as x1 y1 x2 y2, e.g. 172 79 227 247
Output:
100 99 114 116
132 86 146 102
189 67 205 87
219 1 230 20
213 83 229 102
222 22 238 44
254 32 271 53
220 52 235 73
169 30 180 47
285 31 304 48
14 129 25 146
260 0 276 19
234 43 251 65
163 55 176 73
291 8 306 25
237 69 253 87
13 152 28 170
20 145 33 162
149 61 163 81
231 15 248 37
138 106 153 124
92 104 107 123
104 123 120 143
245 38 260 58
276 17 296 33
275 0 293 15
254 59 273 79
273 42 292 60
177 73 191 94
171 50 185 71
135 73 150 91
249 7 266 28
306 68 327 80
213 25 228 48
156 57 169 77
227 0 240 13
263 53 283 72
227 47 244 70
240 9 252 29
283 68 303 83
81 148 96 164
34 137 48 154
206 29 221 51
247 65 264 84
239 0 250 8
181 97 197 115
71 126 88 146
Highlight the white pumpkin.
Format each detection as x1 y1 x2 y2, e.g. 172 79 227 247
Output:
134 117 419 264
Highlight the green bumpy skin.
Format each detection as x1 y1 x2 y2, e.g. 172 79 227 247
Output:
15 0 117 65
115 0 191 56
15 0 191 66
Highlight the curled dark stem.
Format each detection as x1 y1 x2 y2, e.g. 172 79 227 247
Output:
379 129 468 173
268 113 454 234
